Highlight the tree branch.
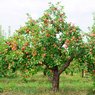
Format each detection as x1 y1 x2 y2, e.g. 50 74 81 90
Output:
59 56 73 75
60 40 65 48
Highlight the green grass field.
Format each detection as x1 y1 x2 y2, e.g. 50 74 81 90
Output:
0 72 94 95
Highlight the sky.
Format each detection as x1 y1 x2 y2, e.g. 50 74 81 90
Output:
0 0 95 36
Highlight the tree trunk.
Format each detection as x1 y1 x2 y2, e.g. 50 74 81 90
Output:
52 66 59 92
82 69 85 78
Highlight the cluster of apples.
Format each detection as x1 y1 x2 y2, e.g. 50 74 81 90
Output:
6 41 17 51
21 42 29 51
26 29 30 34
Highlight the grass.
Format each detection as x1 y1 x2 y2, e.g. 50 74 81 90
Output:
0 72 94 95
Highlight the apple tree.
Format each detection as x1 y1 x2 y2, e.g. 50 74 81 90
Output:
3 3 85 91
18 3 85 91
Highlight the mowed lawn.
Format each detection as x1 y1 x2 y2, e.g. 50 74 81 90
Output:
0 72 94 95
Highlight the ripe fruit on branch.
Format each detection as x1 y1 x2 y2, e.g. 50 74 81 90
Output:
42 53 46 57
12 43 17 47
24 42 29 46
76 39 79 42
21 46 26 51
46 33 50 37
26 55 30 58
43 47 46 50
65 39 70 44
89 33 95 37
71 36 76 41
66 32 69 35
93 70 95 73
12 47 17 51
44 19 49 24
62 44 68 49
25 52 29 55
10 42 18 51
89 51 92 54
26 29 30 33
32 51 37 57
6 41 11 46
70 30 72 33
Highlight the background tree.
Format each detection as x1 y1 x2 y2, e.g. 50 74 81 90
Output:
87 14 95 90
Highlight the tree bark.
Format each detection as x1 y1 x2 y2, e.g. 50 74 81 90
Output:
82 69 85 78
52 66 59 92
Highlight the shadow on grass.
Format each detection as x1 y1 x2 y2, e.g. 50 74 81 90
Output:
0 87 3 93
87 89 95 95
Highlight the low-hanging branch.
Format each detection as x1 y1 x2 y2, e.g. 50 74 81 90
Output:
59 56 74 75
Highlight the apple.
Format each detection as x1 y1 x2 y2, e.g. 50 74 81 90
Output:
24 42 29 46
71 36 75 41
65 39 70 44
43 47 46 50
46 33 50 37
89 33 95 37
21 46 26 51
25 52 29 55
42 53 46 57
93 70 95 73
26 29 30 33
32 51 37 57
44 19 48 24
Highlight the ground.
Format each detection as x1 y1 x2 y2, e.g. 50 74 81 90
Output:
0 72 94 95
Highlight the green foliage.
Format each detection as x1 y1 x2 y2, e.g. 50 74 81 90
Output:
81 15 95 93
0 3 85 77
